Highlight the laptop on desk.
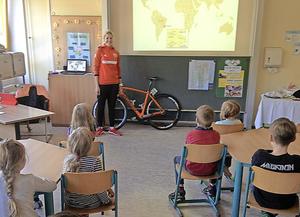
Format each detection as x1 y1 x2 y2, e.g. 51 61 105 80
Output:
61 59 88 75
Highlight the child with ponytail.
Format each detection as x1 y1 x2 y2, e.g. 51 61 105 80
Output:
0 139 56 217
63 127 113 209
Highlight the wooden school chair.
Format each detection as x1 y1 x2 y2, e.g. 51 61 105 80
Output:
242 166 300 217
211 122 244 135
212 122 244 191
61 170 118 217
169 144 227 217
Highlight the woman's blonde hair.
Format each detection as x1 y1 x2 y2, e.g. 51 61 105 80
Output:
70 103 96 132
0 139 26 217
103 30 113 39
220 100 240 120
65 127 93 172
270 118 296 146
196 105 215 128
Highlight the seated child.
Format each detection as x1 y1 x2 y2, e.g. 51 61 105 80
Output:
252 118 300 217
63 127 113 209
68 103 96 136
215 99 243 179
215 100 242 125
169 105 220 201
0 139 56 217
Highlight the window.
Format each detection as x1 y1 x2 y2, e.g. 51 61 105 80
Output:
0 0 7 47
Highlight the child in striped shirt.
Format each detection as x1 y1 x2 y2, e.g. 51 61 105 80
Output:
63 127 113 210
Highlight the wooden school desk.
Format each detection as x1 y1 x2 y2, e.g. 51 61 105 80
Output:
221 128 300 217
20 139 68 216
0 104 53 141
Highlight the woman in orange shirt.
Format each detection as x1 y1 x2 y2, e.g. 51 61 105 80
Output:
93 31 122 136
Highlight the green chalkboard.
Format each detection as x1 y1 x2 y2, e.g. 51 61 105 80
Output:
120 55 250 121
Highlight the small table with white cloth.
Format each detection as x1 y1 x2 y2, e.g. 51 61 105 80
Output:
255 95 300 128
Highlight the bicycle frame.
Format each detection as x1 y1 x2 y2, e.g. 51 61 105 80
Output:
118 86 164 119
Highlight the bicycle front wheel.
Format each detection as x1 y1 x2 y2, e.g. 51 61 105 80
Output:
92 97 128 129
146 94 181 130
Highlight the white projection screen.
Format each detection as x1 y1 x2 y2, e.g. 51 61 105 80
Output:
133 0 239 51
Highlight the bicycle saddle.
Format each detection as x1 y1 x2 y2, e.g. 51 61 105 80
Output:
149 76 159 81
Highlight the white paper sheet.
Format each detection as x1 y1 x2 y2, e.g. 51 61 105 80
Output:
188 60 215 90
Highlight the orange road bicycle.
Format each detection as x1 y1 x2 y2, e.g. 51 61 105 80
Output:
92 77 182 130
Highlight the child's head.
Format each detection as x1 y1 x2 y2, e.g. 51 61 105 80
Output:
66 127 93 172
196 105 215 128
220 100 240 120
71 103 95 132
0 139 26 217
270 118 296 146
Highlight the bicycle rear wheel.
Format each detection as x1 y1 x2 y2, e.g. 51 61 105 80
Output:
146 94 181 130
92 97 127 129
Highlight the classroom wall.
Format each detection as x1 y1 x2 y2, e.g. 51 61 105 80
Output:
25 0 53 87
5 0 105 89
4 0 28 88
50 0 101 16
110 0 256 123
254 0 300 116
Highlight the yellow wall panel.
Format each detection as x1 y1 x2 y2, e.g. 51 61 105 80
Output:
51 0 101 16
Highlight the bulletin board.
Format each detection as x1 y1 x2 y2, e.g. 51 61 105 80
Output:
51 15 102 71
215 57 249 98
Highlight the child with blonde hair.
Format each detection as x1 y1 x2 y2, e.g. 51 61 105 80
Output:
215 100 243 179
215 100 242 125
169 105 220 201
0 139 56 217
63 127 112 209
68 103 96 136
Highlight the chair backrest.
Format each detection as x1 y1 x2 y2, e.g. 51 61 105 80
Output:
212 122 244 135
185 144 224 163
88 141 104 156
62 170 117 195
88 141 105 170
251 166 300 194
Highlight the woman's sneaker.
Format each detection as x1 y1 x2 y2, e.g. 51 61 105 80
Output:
108 128 122 136
95 127 104 136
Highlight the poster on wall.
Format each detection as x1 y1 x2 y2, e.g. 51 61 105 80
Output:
67 32 91 65
216 59 244 97
188 60 215 90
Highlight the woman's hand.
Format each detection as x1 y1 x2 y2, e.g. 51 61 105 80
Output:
96 86 100 95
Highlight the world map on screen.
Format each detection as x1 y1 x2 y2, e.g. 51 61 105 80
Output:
133 0 239 51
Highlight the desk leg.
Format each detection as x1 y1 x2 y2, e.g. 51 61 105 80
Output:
14 123 21 140
44 117 48 143
231 161 243 217
44 192 54 216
